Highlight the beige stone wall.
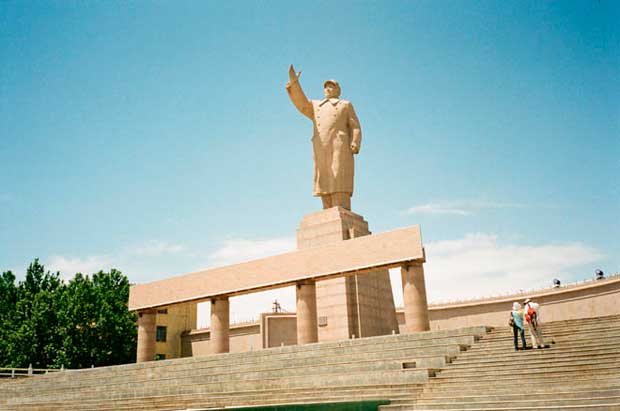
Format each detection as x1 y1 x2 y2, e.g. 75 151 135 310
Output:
186 324 262 356
184 314 298 356
261 313 297 348
394 276 620 331
155 302 197 359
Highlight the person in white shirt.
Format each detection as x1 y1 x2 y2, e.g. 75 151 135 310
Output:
523 298 545 348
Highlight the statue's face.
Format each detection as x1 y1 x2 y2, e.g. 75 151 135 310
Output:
324 83 339 99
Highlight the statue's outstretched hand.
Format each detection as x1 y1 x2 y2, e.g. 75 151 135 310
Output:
351 144 360 154
288 64 301 85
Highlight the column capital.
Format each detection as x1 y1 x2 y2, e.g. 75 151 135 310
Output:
296 279 315 287
138 308 156 317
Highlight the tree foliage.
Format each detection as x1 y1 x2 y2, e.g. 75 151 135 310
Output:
0 259 137 369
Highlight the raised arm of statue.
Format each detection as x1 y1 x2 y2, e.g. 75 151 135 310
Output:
285 64 313 120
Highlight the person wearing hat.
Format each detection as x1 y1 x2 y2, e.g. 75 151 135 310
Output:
286 64 362 210
510 302 527 351
523 298 545 349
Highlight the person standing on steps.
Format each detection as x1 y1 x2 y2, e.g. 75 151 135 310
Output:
510 302 527 351
524 298 545 349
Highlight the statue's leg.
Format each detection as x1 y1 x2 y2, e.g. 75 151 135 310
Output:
331 193 351 210
321 195 332 209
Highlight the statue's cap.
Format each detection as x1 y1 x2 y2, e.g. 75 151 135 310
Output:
323 79 340 89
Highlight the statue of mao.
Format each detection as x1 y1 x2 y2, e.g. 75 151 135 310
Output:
286 64 362 211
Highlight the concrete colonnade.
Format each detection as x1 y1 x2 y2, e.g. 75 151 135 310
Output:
135 262 429 361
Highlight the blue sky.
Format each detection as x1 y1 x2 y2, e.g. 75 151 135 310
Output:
1 1 618 323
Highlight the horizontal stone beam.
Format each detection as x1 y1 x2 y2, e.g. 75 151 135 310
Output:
128 225 423 311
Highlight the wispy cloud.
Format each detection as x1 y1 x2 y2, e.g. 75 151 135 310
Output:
129 240 185 257
389 233 605 304
405 203 472 216
206 237 296 267
39 240 190 283
404 201 527 216
47 255 116 280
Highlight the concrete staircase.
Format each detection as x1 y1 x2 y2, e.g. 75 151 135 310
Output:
3 315 618 411
0 326 488 411
400 314 620 411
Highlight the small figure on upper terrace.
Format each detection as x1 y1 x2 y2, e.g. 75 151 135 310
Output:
286 64 362 211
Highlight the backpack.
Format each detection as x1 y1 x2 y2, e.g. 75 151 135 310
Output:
525 305 537 323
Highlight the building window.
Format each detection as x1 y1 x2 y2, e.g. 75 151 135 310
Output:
154 353 166 360
156 326 167 342
157 309 168 314
318 316 328 327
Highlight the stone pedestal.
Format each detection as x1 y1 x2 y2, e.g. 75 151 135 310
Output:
296 281 318 344
297 207 399 342
136 310 156 363
210 297 230 354
401 263 430 333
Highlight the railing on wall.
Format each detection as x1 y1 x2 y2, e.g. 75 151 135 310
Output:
0 365 64 379
424 273 620 307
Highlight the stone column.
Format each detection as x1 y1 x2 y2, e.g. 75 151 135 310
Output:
401 262 430 333
136 309 157 363
210 297 230 354
296 281 318 344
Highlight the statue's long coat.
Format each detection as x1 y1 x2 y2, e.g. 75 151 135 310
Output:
286 81 362 196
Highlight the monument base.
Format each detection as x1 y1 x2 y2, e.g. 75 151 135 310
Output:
297 207 400 342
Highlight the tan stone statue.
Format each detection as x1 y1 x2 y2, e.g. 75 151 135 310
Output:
286 64 362 210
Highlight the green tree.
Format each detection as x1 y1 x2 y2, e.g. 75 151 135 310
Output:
4 259 65 368
56 270 137 368
0 260 137 369
0 270 18 366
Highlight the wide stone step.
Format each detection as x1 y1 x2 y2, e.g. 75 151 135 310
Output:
8 383 421 408
473 328 620 347
7 369 433 405
13 339 474 390
484 319 620 339
410 395 620 409
417 388 620 404
64 349 441 388
483 326 620 342
423 382 620 397
476 331 620 348
7 360 412 401
9 388 417 411
455 342 620 363
461 337 620 356
438 354 620 374
452 344 620 364
434 360 620 380
412 405 620 411
5 345 449 396
427 371 620 391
